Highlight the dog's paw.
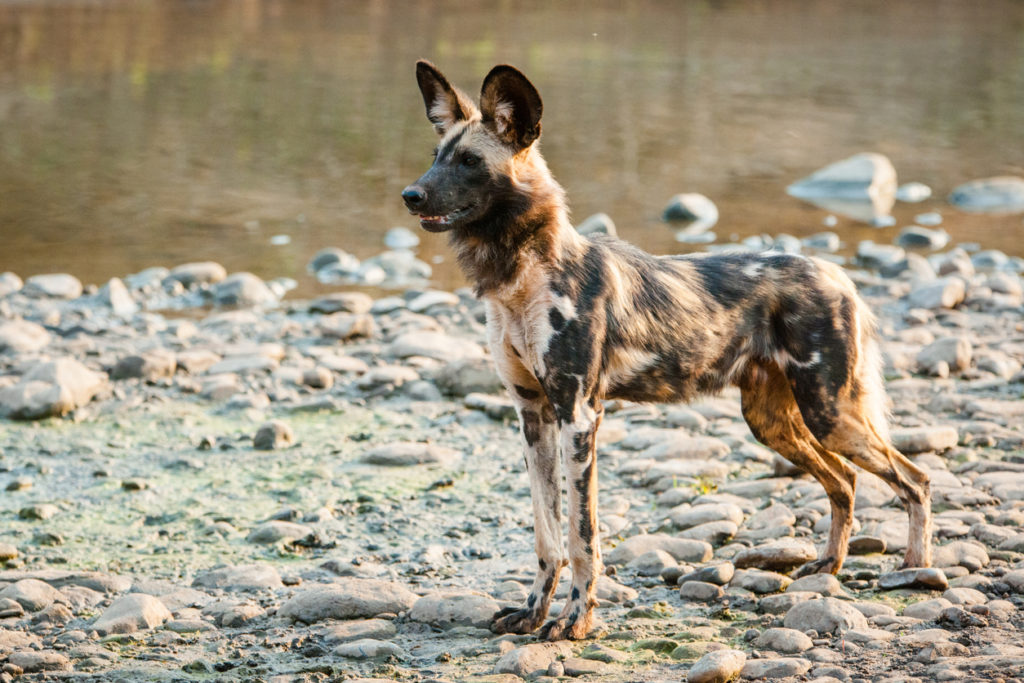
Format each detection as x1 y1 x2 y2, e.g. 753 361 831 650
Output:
490 606 544 635
792 557 838 578
537 611 592 641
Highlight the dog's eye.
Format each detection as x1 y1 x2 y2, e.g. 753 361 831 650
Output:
461 153 480 168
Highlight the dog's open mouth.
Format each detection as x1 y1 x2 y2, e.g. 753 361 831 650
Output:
412 206 473 231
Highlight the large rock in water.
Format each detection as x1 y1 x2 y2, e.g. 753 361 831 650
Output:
787 153 897 223
948 176 1024 214
0 358 106 420
277 579 419 623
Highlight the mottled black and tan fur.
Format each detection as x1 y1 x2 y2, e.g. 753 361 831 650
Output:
402 61 932 641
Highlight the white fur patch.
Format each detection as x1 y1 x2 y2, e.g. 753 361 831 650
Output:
494 100 514 137
605 347 659 388
742 261 764 278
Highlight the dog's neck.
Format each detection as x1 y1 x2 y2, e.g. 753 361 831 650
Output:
447 146 582 300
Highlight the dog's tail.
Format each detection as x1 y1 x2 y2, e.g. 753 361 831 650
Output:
857 302 891 443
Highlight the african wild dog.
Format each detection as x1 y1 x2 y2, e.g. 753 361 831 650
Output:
402 61 932 641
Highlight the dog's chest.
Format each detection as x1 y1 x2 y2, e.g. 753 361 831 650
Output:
484 287 562 376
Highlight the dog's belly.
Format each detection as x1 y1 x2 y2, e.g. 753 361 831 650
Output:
601 341 747 404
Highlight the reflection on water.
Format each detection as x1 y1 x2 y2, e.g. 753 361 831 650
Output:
1 0 1023 294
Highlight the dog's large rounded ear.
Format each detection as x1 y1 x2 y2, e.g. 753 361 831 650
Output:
479 65 543 150
416 60 478 135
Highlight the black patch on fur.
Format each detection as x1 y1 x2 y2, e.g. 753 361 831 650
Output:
527 593 537 608
538 558 547 571
572 430 594 462
521 410 541 446
514 384 540 400
547 374 580 423
549 307 566 331
691 253 758 308
571 587 580 601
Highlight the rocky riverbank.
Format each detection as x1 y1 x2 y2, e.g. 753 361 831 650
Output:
1 233 1024 682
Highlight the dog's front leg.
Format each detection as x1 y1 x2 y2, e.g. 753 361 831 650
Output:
491 396 566 634
538 397 602 641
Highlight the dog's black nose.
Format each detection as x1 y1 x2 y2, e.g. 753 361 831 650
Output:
402 186 426 208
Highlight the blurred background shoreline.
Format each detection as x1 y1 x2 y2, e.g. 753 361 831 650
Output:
1 0 1022 296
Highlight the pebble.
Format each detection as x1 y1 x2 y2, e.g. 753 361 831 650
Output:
6 651 72 673
318 312 376 339
669 502 744 529
662 193 719 229
679 562 735 586
164 261 227 287
22 273 83 299
606 533 712 565
246 520 311 544
731 569 792 594
787 573 844 596
360 442 461 466
783 598 869 633
732 538 817 571
334 638 407 660
0 319 50 353
754 627 814 653
679 581 724 603
408 591 499 629
211 272 277 306
111 348 177 381
0 357 106 420
687 648 746 683
907 277 966 310
91 594 172 635
386 331 484 361
917 336 972 373
277 579 419 623
576 212 617 237
494 642 573 678
948 176 1024 213
253 420 295 450
191 564 284 592
322 619 397 644
891 426 959 454
741 657 813 679
0 271 22 296
903 598 953 620
0 579 65 612
385 226 421 249
896 226 949 250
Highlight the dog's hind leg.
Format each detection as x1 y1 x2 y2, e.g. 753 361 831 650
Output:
807 349 933 570
491 387 567 635
784 316 932 570
739 363 858 577
537 396 602 641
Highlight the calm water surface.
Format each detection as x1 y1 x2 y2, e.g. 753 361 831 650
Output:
2 1 1023 294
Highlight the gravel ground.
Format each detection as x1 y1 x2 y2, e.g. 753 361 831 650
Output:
1 241 1024 683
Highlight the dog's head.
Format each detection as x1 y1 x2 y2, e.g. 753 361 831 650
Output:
401 61 543 233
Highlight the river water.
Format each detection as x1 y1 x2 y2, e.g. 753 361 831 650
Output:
2 0 1022 294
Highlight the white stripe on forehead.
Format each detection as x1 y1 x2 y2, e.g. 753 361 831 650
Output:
438 120 473 148
436 119 515 167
